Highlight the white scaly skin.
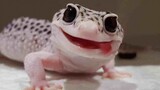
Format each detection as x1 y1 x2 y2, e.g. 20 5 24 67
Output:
0 3 130 90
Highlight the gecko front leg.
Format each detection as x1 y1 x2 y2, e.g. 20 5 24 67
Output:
102 59 132 79
24 51 63 90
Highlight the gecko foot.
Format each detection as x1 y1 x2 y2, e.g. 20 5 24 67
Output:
24 80 63 90
103 70 132 79
24 84 62 90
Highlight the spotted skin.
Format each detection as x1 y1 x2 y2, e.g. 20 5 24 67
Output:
0 17 52 61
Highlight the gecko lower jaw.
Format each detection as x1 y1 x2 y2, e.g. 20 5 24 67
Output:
62 30 112 54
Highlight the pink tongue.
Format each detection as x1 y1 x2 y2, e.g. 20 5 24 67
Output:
99 43 112 54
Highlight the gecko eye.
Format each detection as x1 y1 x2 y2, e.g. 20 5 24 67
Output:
104 16 117 33
63 5 77 23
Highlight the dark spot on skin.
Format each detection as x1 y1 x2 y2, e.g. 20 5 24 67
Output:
101 29 104 33
81 12 84 17
97 22 100 25
9 28 12 31
34 39 38 44
21 18 24 22
93 12 100 16
30 22 34 25
17 28 21 31
94 17 99 21
36 23 40 26
40 25 44 28
73 22 76 25
14 36 17 39
86 13 89 16
21 39 25 42
23 25 27 29
35 28 39 31
57 18 60 20
33 34 36 37
101 13 106 18
98 29 101 32
46 25 50 27
38 30 42 34
81 18 84 21
87 10 92 12
56 12 61 18
26 20 29 23
14 24 18 28
84 9 87 13
30 26 34 30
77 5 81 9
44 20 48 23
47 31 51 35
45 38 48 41
43 29 48 32
89 17 94 21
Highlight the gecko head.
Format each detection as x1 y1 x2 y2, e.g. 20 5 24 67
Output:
51 3 124 58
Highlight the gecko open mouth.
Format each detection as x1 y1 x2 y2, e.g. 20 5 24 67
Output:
62 30 112 54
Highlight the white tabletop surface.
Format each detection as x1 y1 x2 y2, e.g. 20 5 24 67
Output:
0 56 160 90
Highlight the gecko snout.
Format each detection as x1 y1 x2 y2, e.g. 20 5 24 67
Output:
78 20 99 35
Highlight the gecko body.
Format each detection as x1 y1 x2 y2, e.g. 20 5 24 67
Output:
0 3 129 90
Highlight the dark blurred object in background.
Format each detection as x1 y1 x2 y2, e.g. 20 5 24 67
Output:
118 43 148 59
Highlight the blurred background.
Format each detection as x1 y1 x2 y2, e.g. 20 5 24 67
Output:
0 0 160 65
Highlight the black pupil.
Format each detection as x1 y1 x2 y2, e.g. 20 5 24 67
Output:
104 17 117 33
63 6 77 23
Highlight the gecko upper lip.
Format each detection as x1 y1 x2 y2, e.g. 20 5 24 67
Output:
62 30 112 53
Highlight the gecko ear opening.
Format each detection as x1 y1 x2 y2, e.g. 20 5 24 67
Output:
104 14 118 33
63 5 77 23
